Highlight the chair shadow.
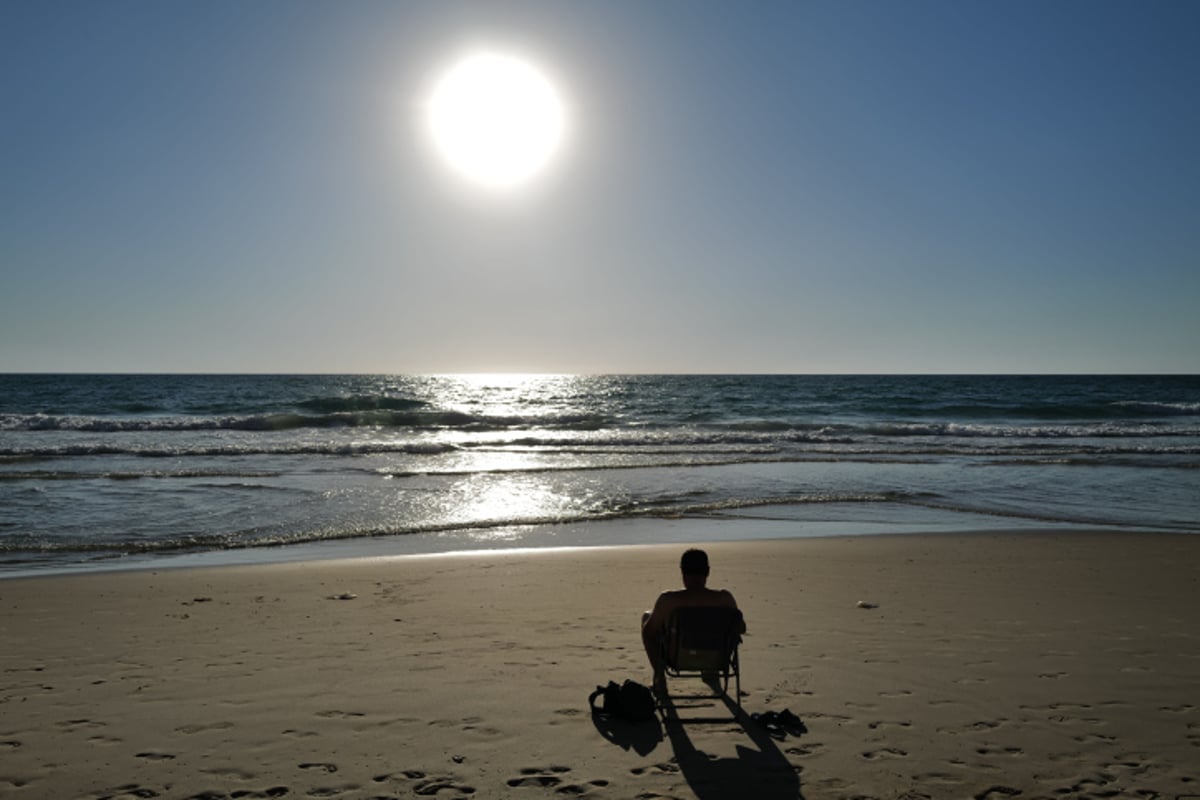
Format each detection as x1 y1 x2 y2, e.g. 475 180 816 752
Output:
658 678 804 800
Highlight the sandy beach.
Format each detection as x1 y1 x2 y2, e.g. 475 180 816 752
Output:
2 531 1198 799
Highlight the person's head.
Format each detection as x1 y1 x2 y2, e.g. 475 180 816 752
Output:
680 548 710 588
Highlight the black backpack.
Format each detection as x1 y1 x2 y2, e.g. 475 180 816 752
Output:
588 679 657 723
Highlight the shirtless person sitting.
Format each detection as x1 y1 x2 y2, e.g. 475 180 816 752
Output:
641 548 745 695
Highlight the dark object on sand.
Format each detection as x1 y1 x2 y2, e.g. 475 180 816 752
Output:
589 679 657 723
751 709 807 739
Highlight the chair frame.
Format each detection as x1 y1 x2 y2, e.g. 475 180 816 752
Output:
659 606 743 709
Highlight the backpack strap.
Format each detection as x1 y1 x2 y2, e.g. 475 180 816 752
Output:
588 681 622 716
588 685 605 714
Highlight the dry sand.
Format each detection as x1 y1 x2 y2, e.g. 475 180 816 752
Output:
1 532 1198 799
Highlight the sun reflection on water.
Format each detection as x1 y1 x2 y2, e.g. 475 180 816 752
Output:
424 374 605 421
433 472 592 541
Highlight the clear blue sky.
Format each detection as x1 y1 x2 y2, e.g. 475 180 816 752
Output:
3 0 1197 373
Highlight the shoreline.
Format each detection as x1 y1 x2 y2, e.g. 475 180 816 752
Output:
6 497 1188 579
3 532 1198 798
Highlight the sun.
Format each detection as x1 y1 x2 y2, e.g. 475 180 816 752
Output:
426 51 566 190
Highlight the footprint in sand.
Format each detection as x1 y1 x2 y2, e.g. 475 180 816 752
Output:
307 788 357 799
553 781 610 796
1074 733 1117 743
1054 777 1120 796
175 721 234 735
413 777 477 796
507 765 573 787
868 720 912 730
936 719 1006 734
374 770 429 782
1103 757 1153 776
1050 715 1105 726
629 762 681 776
95 784 161 799
912 772 961 785
201 767 256 780
58 718 107 731
862 747 908 760
974 746 1024 757
88 735 124 746
973 786 1020 800
785 742 825 757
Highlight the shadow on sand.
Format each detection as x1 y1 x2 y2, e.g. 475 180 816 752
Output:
593 677 803 799
591 709 665 757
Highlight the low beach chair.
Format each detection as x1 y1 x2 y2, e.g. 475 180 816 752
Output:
659 605 743 709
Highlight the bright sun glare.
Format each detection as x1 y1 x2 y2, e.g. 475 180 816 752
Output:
426 51 566 190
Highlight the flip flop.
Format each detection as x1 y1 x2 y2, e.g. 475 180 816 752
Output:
751 712 786 739
778 709 807 735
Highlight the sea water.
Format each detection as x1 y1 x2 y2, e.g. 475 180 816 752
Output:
1 374 1197 574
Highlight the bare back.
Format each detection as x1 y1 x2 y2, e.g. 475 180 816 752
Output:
644 586 741 640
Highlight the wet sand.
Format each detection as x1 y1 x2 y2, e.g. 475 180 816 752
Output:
2 531 1198 799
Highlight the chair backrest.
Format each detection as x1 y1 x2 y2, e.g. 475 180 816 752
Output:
665 606 743 672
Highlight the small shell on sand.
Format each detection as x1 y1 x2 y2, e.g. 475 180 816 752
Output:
856 600 878 609
329 593 358 601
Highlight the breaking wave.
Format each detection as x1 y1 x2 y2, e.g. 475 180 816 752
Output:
0 490 916 557
0 409 612 433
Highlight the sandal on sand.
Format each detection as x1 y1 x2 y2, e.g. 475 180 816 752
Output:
751 712 787 739
778 709 807 735
752 710 806 739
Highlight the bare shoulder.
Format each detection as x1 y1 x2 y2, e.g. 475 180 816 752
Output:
655 588 689 607
652 587 681 614
713 588 738 605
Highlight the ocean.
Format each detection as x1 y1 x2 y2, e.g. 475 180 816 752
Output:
1 374 1197 575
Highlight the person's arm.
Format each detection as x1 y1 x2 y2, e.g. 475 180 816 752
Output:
722 590 747 635
642 593 670 640
641 592 673 675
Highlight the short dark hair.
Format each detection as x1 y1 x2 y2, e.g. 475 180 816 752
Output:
680 548 710 577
